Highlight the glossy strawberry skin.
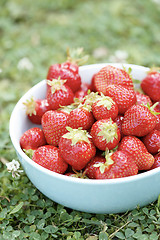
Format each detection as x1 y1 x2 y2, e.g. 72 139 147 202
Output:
74 82 91 100
41 110 68 146
114 115 124 139
150 153 160 170
90 119 121 151
105 85 137 114
24 98 51 124
122 105 157 137
154 104 160 131
66 107 95 130
94 65 134 94
84 155 106 179
32 145 68 173
46 62 81 93
118 136 155 170
95 150 138 179
20 127 46 150
92 98 118 121
141 71 160 102
135 91 152 106
47 84 74 110
59 137 96 171
142 129 160 154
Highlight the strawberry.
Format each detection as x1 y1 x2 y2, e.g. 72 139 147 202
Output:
90 73 97 92
32 145 68 173
59 127 96 170
23 97 50 124
114 115 124 139
94 65 134 94
141 70 160 102
84 155 106 179
105 84 137 114
74 90 88 100
118 136 155 170
122 104 158 137
46 78 74 110
93 150 138 179
90 118 121 151
41 110 68 146
46 48 88 93
154 103 160 130
66 104 95 130
142 129 160 154
20 127 46 150
150 153 160 170
92 94 118 120
135 91 152 106
74 82 91 100
47 63 81 93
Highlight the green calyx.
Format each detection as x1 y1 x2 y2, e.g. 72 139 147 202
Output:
47 77 67 94
66 47 89 65
84 92 101 106
63 127 92 145
144 102 160 116
98 118 118 143
77 103 92 112
94 149 114 174
23 149 35 159
23 96 36 116
96 93 114 109
58 104 76 114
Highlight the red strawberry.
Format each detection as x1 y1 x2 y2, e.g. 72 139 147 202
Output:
154 103 160 130
42 110 68 146
92 94 118 120
90 118 121 151
46 48 88 93
94 65 134 94
142 129 160 154
90 73 97 92
135 91 152 106
84 155 106 179
114 115 124 139
151 153 160 170
59 127 96 170
46 78 74 110
118 136 155 170
46 63 81 93
23 97 50 124
66 104 95 130
74 90 88 100
93 150 138 179
105 84 137 114
32 145 68 173
122 104 158 137
20 127 46 150
74 82 91 100
141 70 160 102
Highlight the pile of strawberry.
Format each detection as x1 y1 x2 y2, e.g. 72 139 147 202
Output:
20 51 160 180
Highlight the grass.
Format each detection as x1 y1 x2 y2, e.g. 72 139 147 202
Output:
1 0 160 239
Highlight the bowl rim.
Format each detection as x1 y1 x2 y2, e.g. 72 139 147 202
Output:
9 62 160 185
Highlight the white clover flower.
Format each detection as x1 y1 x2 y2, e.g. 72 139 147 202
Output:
0 69 2 73
17 57 33 71
6 159 23 178
109 50 128 63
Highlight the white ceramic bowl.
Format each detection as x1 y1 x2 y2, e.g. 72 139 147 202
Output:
9 63 160 214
